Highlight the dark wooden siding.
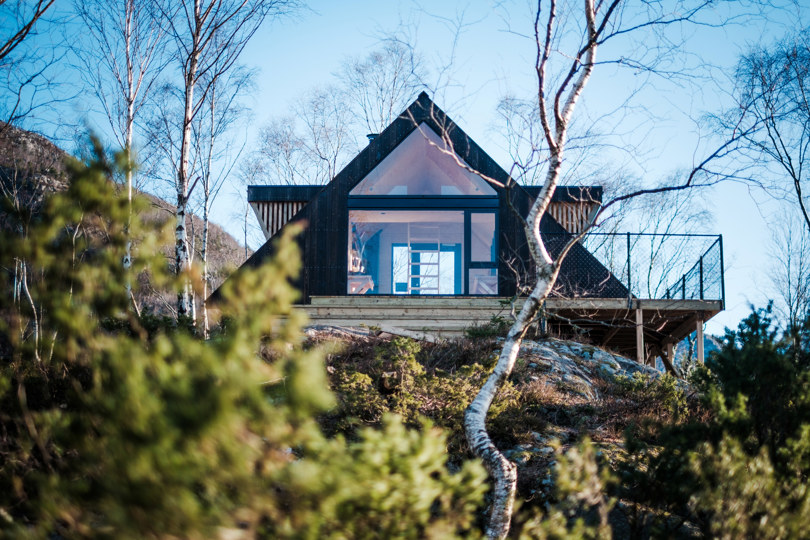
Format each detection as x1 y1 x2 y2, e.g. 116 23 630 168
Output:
225 93 628 303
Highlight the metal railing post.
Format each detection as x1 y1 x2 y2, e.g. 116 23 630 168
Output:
699 255 704 300
719 235 725 308
626 232 631 296
682 275 686 299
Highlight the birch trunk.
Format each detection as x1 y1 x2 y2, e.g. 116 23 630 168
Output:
165 0 291 307
123 36 134 303
463 1 600 536
175 1 200 320
121 0 137 307
19 260 41 362
74 0 166 305
243 203 250 260
464 280 550 537
201 196 209 334
463 165 564 539
201 84 215 337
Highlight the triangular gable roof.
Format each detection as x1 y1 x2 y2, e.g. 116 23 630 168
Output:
349 123 498 196
223 92 628 300
242 92 515 264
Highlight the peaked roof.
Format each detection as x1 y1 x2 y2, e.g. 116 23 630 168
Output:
241 91 515 267
218 92 628 300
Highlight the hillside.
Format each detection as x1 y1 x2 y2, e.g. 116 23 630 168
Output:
0 122 248 313
303 326 700 537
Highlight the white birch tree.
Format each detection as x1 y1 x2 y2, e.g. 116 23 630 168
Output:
340 41 425 135
439 2 757 537
233 155 266 255
294 86 357 184
251 89 355 187
192 64 253 335
73 0 169 307
162 0 298 318
460 5 604 533
253 118 309 185
0 0 58 127
249 42 426 188
733 32 810 234
769 212 810 331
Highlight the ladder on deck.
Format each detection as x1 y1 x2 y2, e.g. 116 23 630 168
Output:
407 224 440 294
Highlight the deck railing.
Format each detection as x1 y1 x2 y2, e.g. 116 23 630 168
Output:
661 236 724 302
546 232 725 305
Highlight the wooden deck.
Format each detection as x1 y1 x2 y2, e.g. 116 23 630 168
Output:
299 295 723 366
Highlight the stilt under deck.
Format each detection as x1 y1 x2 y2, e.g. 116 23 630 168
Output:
300 296 722 368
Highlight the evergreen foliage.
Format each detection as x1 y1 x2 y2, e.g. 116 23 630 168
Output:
624 306 810 537
699 306 810 461
4 142 810 538
0 145 488 538
519 438 615 540
611 372 687 423
323 336 524 455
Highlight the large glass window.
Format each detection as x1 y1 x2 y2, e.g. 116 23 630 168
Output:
347 124 499 295
471 212 496 261
349 209 498 295
350 125 496 197
469 212 498 294
469 268 498 295
349 210 463 295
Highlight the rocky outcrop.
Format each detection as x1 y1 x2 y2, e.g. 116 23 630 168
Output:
0 122 69 231
516 338 661 401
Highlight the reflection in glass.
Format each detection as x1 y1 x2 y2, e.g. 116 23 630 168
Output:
349 210 464 295
471 212 496 262
350 124 497 196
469 268 498 295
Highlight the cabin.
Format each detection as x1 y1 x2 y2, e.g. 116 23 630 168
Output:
235 92 724 372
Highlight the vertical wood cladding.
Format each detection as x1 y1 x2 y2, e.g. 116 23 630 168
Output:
250 201 308 239
547 202 599 234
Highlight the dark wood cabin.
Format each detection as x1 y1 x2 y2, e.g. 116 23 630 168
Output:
227 93 724 371
242 93 626 300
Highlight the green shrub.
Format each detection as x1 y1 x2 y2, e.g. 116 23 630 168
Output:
688 435 810 539
621 306 810 535
612 372 687 420
518 438 615 539
332 370 388 426
696 305 810 461
0 144 487 538
266 415 487 539
465 315 512 339
374 337 425 418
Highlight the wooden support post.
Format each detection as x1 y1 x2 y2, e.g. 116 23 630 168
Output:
540 301 547 336
666 342 675 366
696 317 704 364
636 307 644 365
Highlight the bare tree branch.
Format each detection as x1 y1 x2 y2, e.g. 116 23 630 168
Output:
0 0 55 63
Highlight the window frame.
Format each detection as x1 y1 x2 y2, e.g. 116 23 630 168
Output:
347 198 499 295
391 242 462 295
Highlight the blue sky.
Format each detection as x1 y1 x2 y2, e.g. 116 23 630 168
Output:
16 0 810 334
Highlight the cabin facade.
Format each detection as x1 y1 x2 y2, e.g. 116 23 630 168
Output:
237 93 724 371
